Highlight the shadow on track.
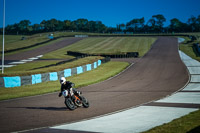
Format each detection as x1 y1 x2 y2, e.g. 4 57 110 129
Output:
7 106 67 111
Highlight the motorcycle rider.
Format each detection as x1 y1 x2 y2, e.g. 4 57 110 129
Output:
58 77 81 101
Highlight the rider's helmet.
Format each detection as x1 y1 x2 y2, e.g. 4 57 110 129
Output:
60 77 66 84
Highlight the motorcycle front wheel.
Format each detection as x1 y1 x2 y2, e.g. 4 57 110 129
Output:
80 96 89 108
65 98 76 110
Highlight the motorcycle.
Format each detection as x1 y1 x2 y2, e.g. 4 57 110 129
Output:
62 89 89 110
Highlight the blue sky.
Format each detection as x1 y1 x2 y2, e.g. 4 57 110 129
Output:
0 0 200 27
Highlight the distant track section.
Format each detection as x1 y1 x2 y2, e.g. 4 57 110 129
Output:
4 37 83 61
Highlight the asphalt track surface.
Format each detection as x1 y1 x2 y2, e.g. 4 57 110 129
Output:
1 37 83 64
0 37 189 132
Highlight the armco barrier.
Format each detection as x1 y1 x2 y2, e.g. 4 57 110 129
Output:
0 58 110 88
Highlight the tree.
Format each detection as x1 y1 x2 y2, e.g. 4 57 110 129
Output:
64 20 71 30
32 24 41 32
146 18 156 32
88 21 97 32
70 21 77 31
18 20 31 34
126 17 145 32
153 14 166 28
40 20 47 31
197 15 200 31
39 19 64 32
3 14 200 35
187 15 199 32
74 19 89 31
48 19 58 31
96 21 106 33
87 20 106 33
106 27 117 33
56 20 65 31
5 24 17 34
147 14 166 32
117 23 126 31
169 18 183 32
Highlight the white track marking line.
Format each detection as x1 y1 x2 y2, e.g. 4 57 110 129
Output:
28 57 38 60
4 55 43 68
0 65 16 68
9 62 26 64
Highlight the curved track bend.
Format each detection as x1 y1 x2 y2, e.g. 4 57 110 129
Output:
0 37 188 132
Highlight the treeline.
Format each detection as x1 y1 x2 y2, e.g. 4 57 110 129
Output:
1 14 200 35
1 19 107 35
118 14 200 33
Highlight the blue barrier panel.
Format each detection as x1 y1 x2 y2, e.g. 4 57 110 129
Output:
94 62 97 69
49 72 58 81
98 60 101 66
64 69 71 77
32 75 35 84
77 66 83 74
3 76 21 88
32 74 42 84
86 64 92 71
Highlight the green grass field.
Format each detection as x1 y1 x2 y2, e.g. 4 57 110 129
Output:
42 37 156 59
64 37 156 56
179 33 200 61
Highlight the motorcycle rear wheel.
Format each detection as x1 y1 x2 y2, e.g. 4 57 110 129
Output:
65 98 76 110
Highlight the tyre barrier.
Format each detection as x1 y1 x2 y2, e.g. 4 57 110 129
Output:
67 51 139 58
0 58 110 88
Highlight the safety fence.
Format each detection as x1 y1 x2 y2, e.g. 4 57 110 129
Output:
0 58 110 88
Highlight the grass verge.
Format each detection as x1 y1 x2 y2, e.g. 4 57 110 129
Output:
143 109 200 133
41 37 156 59
179 34 200 61
0 61 129 101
